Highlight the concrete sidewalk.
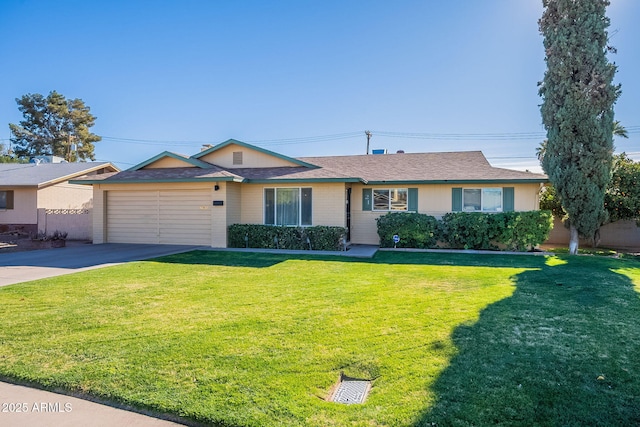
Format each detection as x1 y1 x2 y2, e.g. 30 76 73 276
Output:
0 382 185 427
0 243 203 287
208 244 379 258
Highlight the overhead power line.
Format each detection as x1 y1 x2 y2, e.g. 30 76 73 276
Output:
99 127 639 147
372 130 547 141
10 126 640 149
246 132 363 145
95 158 136 166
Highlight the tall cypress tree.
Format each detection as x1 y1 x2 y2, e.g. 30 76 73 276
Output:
539 0 620 254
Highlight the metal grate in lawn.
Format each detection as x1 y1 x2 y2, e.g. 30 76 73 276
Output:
330 377 371 404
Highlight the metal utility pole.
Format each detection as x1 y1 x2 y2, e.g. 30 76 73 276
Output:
365 130 372 155
8 127 13 157
66 134 73 162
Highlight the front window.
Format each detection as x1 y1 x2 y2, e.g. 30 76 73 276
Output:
463 188 502 212
373 188 408 211
0 191 13 210
264 188 312 226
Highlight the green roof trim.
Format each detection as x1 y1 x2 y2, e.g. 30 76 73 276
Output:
246 177 362 184
128 151 213 171
70 177 245 185
192 139 320 169
364 178 548 185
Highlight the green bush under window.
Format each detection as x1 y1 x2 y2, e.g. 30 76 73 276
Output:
228 224 346 251
376 212 441 249
377 211 553 252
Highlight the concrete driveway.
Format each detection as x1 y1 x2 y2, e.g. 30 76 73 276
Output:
0 243 203 287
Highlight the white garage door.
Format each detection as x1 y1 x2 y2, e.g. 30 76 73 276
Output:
107 189 212 245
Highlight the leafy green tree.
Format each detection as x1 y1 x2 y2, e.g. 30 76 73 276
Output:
0 143 27 163
539 0 621 254
539 185 565 218
541 153 640 245
0 143 16 163
8 91 101 161
604 153 640 224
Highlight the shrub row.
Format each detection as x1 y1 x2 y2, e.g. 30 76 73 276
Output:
376 212 440 249
376 211 553 251
228 224 346 251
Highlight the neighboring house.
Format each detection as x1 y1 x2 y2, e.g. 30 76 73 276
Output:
0 162 119 239
72 139 548 247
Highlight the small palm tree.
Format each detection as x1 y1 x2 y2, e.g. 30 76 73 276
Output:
613 120 628 139
536 140 547 162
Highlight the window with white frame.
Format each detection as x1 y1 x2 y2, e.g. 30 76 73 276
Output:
373 188 408 211
264 188 312 226
463 188 502 212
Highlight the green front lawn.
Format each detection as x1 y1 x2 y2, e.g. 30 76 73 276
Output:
0 251 639 426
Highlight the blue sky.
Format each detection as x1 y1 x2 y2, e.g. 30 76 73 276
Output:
1 0 638 172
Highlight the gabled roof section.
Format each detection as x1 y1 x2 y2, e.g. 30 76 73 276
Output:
72 167 245 184
129 151 213 171
68 142 547 186
192 139 319 169
0 162 119 188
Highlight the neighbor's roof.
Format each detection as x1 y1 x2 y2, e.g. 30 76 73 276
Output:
0 162 119 187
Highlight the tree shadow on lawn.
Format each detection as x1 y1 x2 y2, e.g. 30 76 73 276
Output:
416 256 640 426
155 249 553 270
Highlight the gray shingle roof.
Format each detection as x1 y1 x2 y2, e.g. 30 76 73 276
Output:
91 167 242 182
0 162 117 187
72 150 547 184
298 151 547 183
228 166 357 181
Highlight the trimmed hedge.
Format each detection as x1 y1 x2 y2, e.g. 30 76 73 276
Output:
228 224 346 251
377 211 553 252
499 211 555 251
376 212 441 249
441 212 499 250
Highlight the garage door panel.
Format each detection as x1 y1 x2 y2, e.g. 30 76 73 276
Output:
107 233 159 244
158 190 212 245
107 189 212 245
107 191 157 243
158 222 210 229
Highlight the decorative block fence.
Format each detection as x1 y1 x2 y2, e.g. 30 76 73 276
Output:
37 208 92 240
